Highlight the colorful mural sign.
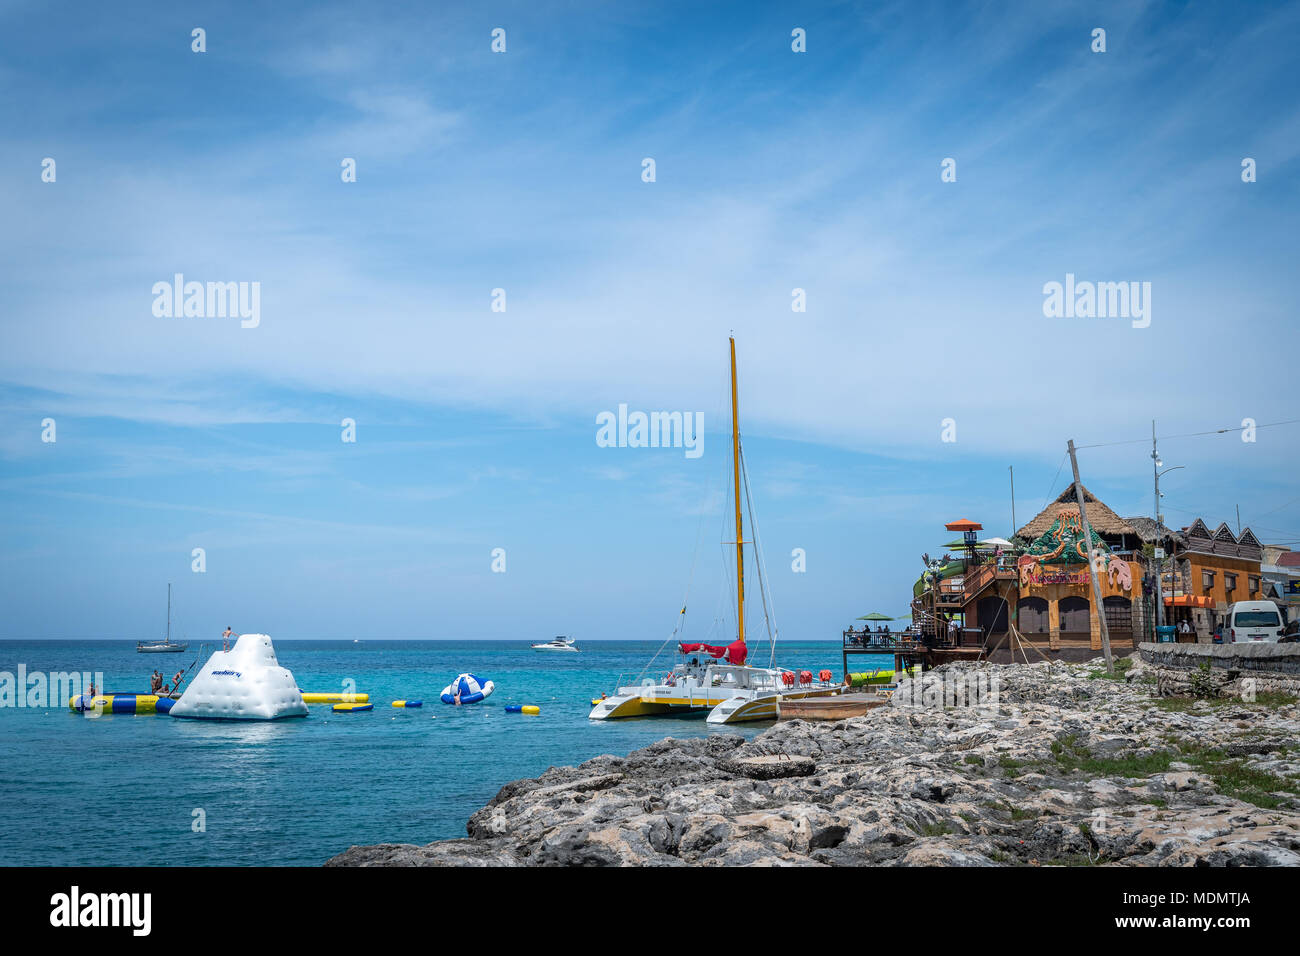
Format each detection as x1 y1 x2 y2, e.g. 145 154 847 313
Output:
1017 507 1133 592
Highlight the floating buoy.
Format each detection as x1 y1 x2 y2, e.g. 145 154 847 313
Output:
302 692 369 704
505 704 522 713
332 702 373 712
391 700 422 708
521 705 540 715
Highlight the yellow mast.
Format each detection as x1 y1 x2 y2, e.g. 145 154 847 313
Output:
730 336 745 645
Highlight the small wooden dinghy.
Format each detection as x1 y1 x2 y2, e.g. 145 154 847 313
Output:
776 694 888 721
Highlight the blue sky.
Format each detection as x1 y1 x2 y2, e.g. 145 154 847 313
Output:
1 0 1297 641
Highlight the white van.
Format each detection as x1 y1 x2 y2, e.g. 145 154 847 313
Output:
1225 600 1286 643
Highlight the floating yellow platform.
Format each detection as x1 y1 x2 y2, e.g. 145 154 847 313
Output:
301 692 369 704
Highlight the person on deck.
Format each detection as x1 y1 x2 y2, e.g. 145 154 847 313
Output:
150 671 163 694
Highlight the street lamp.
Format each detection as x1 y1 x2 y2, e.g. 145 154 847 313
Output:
1152 461 1185 629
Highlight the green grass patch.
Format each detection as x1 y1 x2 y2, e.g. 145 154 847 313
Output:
997 755 1029 775
1051 734 1177 778
917 822 953 837
1154 691 1298 714
1176 744 1300 810
1086 658 1133 681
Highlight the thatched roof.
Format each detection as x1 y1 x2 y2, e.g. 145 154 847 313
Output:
1123 516 1187 547
1015 485 1138 540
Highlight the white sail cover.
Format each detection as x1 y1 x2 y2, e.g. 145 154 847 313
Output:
170 634 308 720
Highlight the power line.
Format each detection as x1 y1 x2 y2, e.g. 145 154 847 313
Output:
1075 418 1300 451
1039 452 1068 517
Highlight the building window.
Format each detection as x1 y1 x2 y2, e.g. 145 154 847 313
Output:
1225 572 1237 593
1249 575 1259 594
1202 569 1215 592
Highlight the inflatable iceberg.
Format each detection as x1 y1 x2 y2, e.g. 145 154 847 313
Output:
169 634 308 721
439 673 494 704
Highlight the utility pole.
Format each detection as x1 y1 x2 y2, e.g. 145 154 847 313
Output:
1068 439 1113 674
1152 421 1164 629
1009 465 1017 538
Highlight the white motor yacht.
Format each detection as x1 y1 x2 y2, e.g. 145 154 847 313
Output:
531 636 579 652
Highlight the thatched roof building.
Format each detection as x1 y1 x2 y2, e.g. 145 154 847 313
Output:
1015 485 1139 542
1123 516 1187 549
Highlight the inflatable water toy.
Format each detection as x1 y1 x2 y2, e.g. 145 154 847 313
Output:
521 705 540 715
391 700 422 708
332 702 373 712
846 670 896 687
301 692 369 704
169 634 308 721
505 704 522 713
439 673 494 704
68 693 161 714
155 696 175 714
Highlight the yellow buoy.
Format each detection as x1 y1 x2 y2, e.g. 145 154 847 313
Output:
521 705 540 715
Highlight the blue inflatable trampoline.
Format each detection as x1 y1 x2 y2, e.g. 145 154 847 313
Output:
440 673 494 704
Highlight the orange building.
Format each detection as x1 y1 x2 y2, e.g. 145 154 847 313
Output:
1155 519 1264 640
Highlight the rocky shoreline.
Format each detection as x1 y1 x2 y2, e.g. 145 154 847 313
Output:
326 658 1300 866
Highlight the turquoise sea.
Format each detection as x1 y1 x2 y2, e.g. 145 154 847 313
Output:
0 639 881 866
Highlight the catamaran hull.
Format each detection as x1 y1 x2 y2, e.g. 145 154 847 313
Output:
589 694 700 719
590 686 840 724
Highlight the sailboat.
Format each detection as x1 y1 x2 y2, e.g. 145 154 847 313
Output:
590 337 840 724
136 584 189 653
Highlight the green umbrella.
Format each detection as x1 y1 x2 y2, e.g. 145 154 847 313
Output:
856 612 895 621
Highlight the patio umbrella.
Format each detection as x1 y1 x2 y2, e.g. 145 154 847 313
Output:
943 537 1013 549
856 612 895 621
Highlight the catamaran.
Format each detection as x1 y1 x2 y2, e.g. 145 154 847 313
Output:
136 583 189 654
590 337 840 725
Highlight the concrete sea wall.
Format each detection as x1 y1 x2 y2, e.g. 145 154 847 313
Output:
1137 641 1300 696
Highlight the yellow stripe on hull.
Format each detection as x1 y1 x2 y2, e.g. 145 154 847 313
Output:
590 694 704 719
